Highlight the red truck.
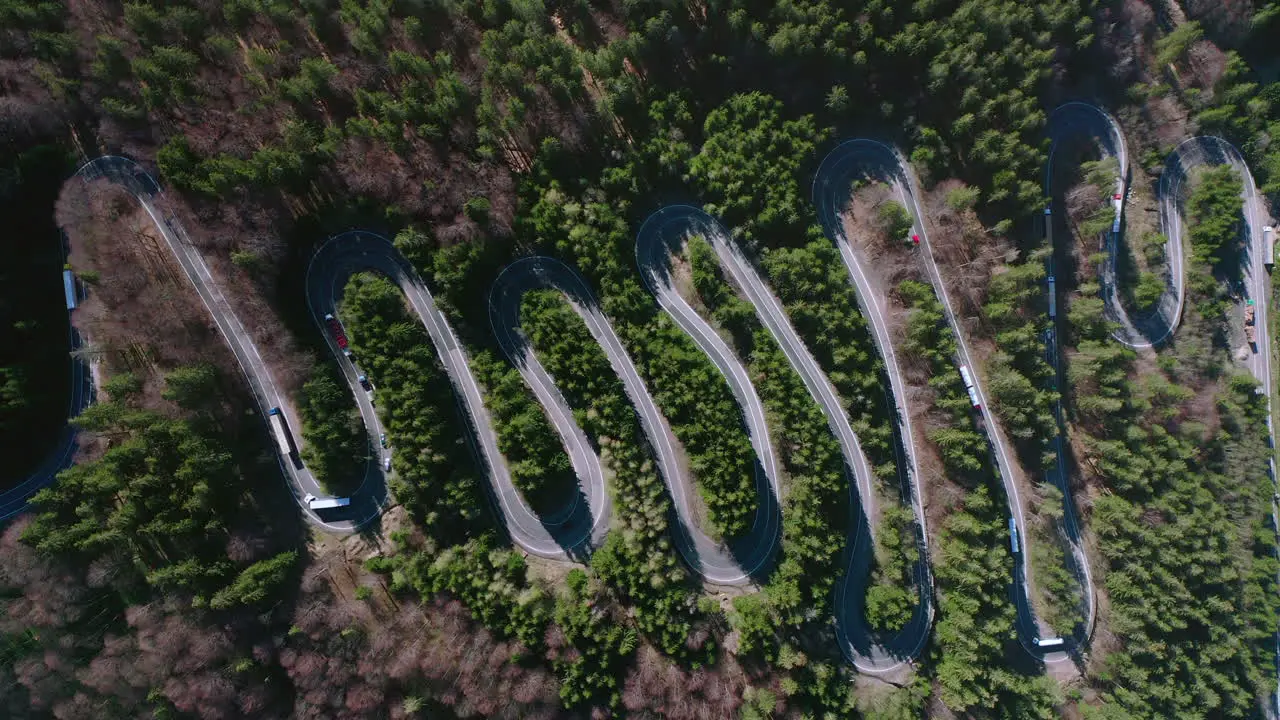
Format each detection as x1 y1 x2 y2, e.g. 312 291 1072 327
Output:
324 313 354 358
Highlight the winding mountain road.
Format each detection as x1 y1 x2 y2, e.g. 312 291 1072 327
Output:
1045 104 1279 669
34 124 1274 694
634 206 919 670
491 255 768 582
0 324 93 521
815 139 1083 662
74 157 388 532
808 141 935 670
635 211 783 582
314 232 608 558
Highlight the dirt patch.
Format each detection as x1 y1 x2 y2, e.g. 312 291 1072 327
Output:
58 180 241 409
153 192 316 401
305 504 413 620
923 188 1014 326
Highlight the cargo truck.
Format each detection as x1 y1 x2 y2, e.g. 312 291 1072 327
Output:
305 494 351 511
63 270 77 310
267 407 297 459
1246 299 1257 349
323 313 354 358
959 365 981 409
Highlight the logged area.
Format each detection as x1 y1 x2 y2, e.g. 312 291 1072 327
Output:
3 0 1280 718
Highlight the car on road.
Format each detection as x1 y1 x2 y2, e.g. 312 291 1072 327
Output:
379 433 387 448
383 456 392 472
910 233 919 246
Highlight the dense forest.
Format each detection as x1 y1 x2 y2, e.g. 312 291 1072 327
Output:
2 0 1280 718
0 138 72 487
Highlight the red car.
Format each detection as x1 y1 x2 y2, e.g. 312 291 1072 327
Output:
911 234 920 246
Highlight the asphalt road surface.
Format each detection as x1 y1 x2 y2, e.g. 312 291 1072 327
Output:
639 206 924 671
1046 102 1183 348
816 140 1075 663
635 210 783 582
75 156 387 533
314 232 608 558
810 142 936 672
491 255 768 581
0 323 93 522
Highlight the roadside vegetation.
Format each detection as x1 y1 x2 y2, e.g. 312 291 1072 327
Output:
11 0 1280 715
297 370 367 494
337 272 484 532
687 232 860 714
394 227 581 517
0 143 73 487
469 349 578 516
978 257 1082 634
1186 165 1244 328
982 259 1060 470
1065 294 1278 716
1059 77 1277 712
520 176 761 542
519 289 708 662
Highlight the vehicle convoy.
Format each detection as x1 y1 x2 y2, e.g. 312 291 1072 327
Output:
324 313 353 357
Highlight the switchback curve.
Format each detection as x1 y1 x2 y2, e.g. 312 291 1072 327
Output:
814 141 1081 662
312 232 608 558
809 139 941 670
490 255 761 582
636 206 925 671
0 315 93 521
635 210 783 582
75 156 388 532
1046 101 1183 349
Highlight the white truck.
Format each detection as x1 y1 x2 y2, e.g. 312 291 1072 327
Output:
305 494 350 511
959 365 981 409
